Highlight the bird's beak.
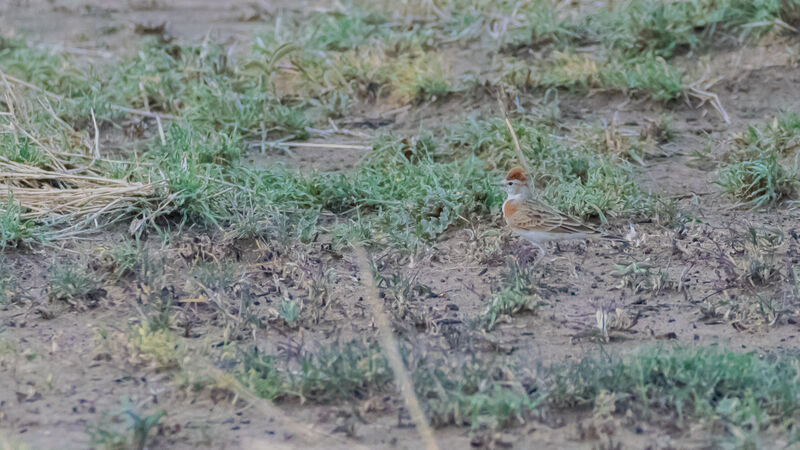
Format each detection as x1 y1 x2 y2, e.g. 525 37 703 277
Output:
495 179 507 186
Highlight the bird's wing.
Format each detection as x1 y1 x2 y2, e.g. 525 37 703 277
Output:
507 197 598 235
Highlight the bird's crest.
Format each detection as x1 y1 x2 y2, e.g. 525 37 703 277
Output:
505 167 528 183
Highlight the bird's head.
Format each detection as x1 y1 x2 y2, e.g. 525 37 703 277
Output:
499 167 530 197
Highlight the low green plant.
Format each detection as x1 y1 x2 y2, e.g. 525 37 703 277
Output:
718 114 800 208
0 135 49 168
614 259 678 294
548 347 800 433
502 51 684 102
242 340 393 403
0 198 40 250
88 399 165 450
482 258 539 330
47 261 103 308
278 298 301 328
129 324 182 370
99 241 148 280
191 261 237 293
413 356 544 429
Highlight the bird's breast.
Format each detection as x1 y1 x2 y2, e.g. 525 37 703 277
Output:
502 199 518 222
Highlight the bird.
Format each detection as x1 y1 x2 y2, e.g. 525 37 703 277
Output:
499 167 616 257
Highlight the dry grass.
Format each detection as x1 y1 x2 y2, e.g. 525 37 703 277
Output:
0 76 160 233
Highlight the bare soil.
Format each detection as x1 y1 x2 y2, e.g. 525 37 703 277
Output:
2 1 800 449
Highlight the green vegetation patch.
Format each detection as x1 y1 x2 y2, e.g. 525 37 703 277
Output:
550 346 800 436
242 340 800 440
718 113 800 208
450 117 657 221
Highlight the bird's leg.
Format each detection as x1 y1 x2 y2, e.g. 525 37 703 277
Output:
555 241 562 253
576 240 587 256
513 240 542 266
529 241 546 267
535 242 546 258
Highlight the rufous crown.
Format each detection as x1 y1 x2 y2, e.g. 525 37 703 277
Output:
505 167 528 183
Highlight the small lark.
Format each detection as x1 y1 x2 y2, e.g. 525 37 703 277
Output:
499 167 616 256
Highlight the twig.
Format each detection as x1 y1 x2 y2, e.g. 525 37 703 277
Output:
276 142 371 150
0 71 64 101
379 104 412 118
0 71 181 121
496 87 532 175
353 247 439 450
59 46 114 59
687 86 730 125
504 117 532 174
108 104 179 120
91 108 101 159
155 114 166 146
64 108 101 174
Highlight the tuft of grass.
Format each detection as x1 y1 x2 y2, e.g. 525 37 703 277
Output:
718 114 800 208
602 53 684 101
313 11 388 51
243 340 393 403
413 356 544 430
241 339 800 440
703 227 788 326
501 0 800 59
376 269 433 317
191 260 237 293
614 259 680 294
98 241 147 280
598 0 798 59
0 134 49 168
502 51 684 102
242 338 543 429
88 399 164 450
482 258 539 330
278 298 301 328
0 198 41 250
548 346 800 434
47 261 104 308
128 324 183 370
718 155 798 208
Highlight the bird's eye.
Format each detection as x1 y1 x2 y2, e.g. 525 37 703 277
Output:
507 182 513 186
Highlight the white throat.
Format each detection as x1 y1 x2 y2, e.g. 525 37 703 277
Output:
504 183 530 202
